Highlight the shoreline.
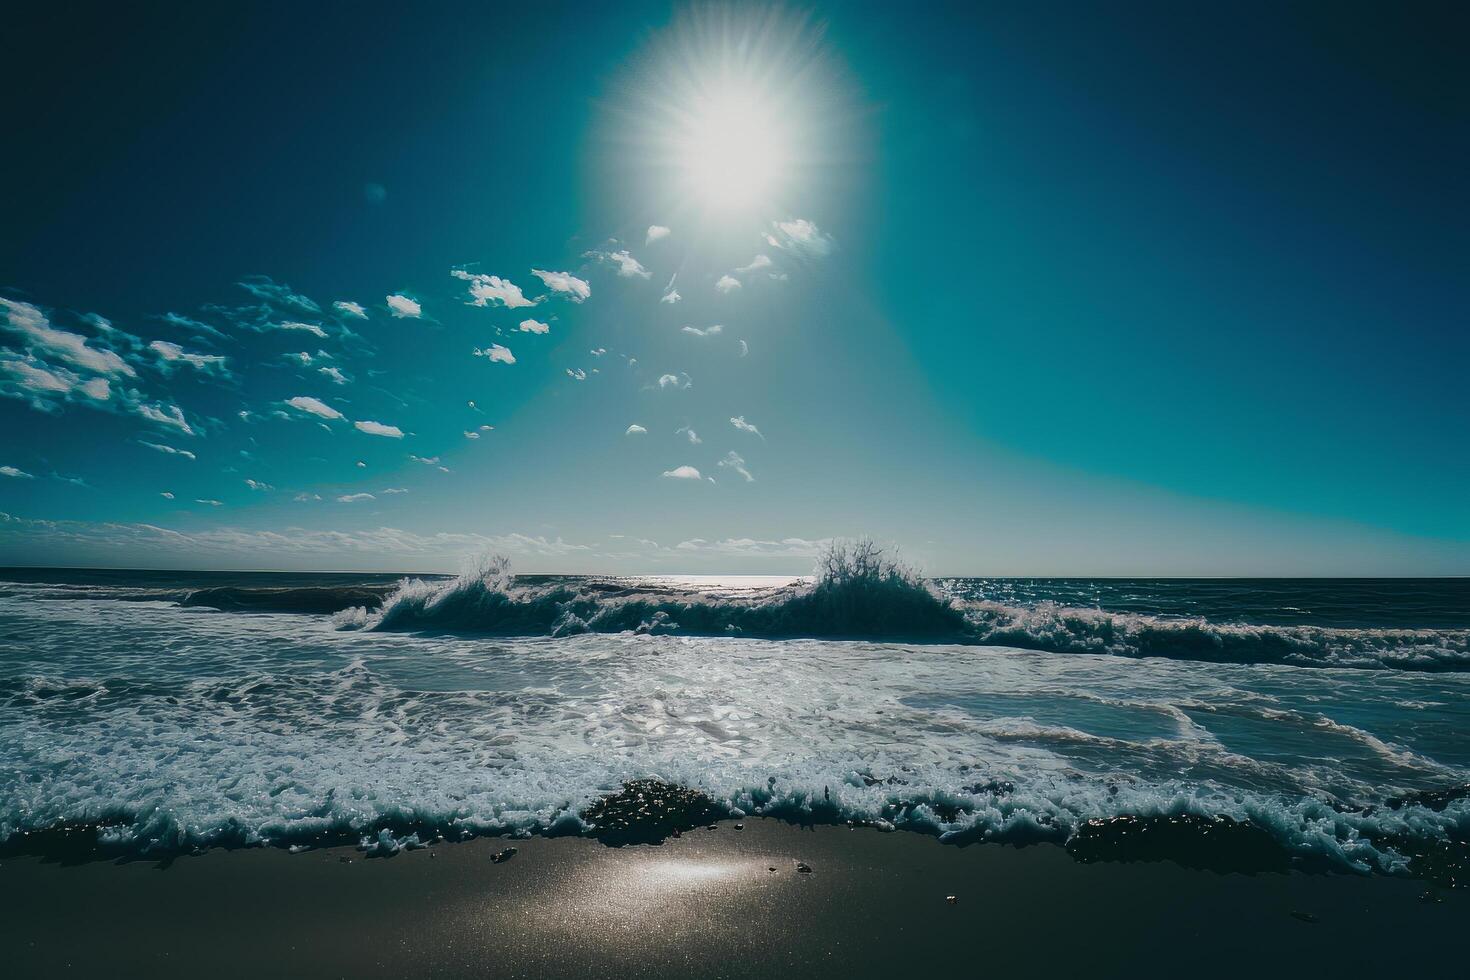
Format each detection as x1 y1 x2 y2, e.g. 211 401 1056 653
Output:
2 817 1463 978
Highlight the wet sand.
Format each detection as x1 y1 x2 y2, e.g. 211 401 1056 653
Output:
1 818 1462 977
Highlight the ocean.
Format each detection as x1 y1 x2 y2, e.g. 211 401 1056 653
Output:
1 564 1467 881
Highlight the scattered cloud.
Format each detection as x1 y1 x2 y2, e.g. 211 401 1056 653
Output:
338 492 375 503
237 275 320 314
625 424 647 436
381 487 408 495
715 275 741 294
473 344 516 365
646 225 671 245
276 321 328 339
767 217 833 256
585 248 651 279
532 269 591 302
160 491 174 499
285 395 343 420
681 324 723 337
661 274 681 304
244 479 274 491
736 254 773 275
319 366 349 385
354 420 404 438
661 465 702 480
730 415 765 439
333 300 368 319
1 465 34 479
196 498 223 506
518 319 550 334
657 373 692 390
738 339 749 357
451 270 535 309
386 294 422 318
136 402 194 435
140 441 196 461
718 450 754 482
149 340 227 374
1 298 136 377
677 425 701 445
566 368 587 381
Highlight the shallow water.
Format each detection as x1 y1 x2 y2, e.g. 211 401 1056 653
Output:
2 569 1468 876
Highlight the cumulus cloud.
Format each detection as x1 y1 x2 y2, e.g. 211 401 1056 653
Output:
681 324 723 337
657 373 691 389
585 249 651 279
354 420 404 438
715 275 741 294
149 340 227 374
285 396 343 420
1 465 33 479
718 450 754 482
532 269 591 302
245 479 273 491
473 344 516 365
140 441 196 461
730 415 765 439
767 217 833 256
1 298 136 377
661 465 702 480
646 225 671 244
625 424 647 436
518 319 550 334
451 270 535 309
333 300 368 318
386 294 422 318
136 402 194 435
736 254 773 275
338 493 375 503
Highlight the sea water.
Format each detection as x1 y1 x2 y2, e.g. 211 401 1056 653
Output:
0 566 1466 876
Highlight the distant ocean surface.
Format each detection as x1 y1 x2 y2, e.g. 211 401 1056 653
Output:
2 566 1467 879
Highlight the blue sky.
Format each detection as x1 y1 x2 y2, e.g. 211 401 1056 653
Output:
1 2 1465 575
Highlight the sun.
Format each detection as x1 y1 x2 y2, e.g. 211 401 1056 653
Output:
677 88 789 210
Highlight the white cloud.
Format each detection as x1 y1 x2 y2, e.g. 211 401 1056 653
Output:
473 344 516 365
661 465 702 480
566 368 587 381
386 294 422 318
294 492 322 501
660 274 681 304
381 487 409 495
736 254 773 274
160 491 175 499
518 319 550 334
277 321 328 338
646 225 671 244
681 324 723 337
245 479 274 491
676 425 701 444
769 217 833 256
718 450 754 482
464 430 480 440
286 352 313 366
730 415 765 439
285 395 343 420
1 298 136 377
136 402 194 435
354 420 404 438
586 249 651 279
319 366 349 385
532 269 591 302
196 499 223 506
625 424 647 436
140 441 196 461
238 276 320 314
149 340 227 374
333 300 368 318
715 275 741 294
451 270 535 309
1 465 33 479
338 493 375 503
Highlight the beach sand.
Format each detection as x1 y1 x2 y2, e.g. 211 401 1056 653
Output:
2 817 1462 977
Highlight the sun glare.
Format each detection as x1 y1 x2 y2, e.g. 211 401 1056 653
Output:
679 90 789 210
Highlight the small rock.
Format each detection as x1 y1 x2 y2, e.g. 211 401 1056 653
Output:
1418 891 1442 905
946 895 958 904
768 866 777 872
1289 911 1318 923
490 847 518 864
796 862 813 874
338 857 352 864
734 823 744 831
706 824 717 831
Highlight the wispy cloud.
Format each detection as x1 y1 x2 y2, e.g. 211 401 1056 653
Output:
451 270 535 309
245 478 274 491
319 366 349 385
276 321 328 339
0 465 34 479
354 420 404 438
767 217 833 256
140 440 196 461
625 424 647 436
136 402 194 436
718 450 754 482
661 465 702 480
661 274 681 304
681 324 723 337
735 254 772 275
715 275 741 294
585 248 651 279
566 368 587 381
149 340 228 375
646 225 671 245
657 373 692 389
730 415 765 439
676 425 701 444
333 300 368 319
532 269 591 302
2 298 136 377
338 492 375 503
237 275 320 314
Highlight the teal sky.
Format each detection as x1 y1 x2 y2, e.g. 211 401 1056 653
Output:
1 2 1465 575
